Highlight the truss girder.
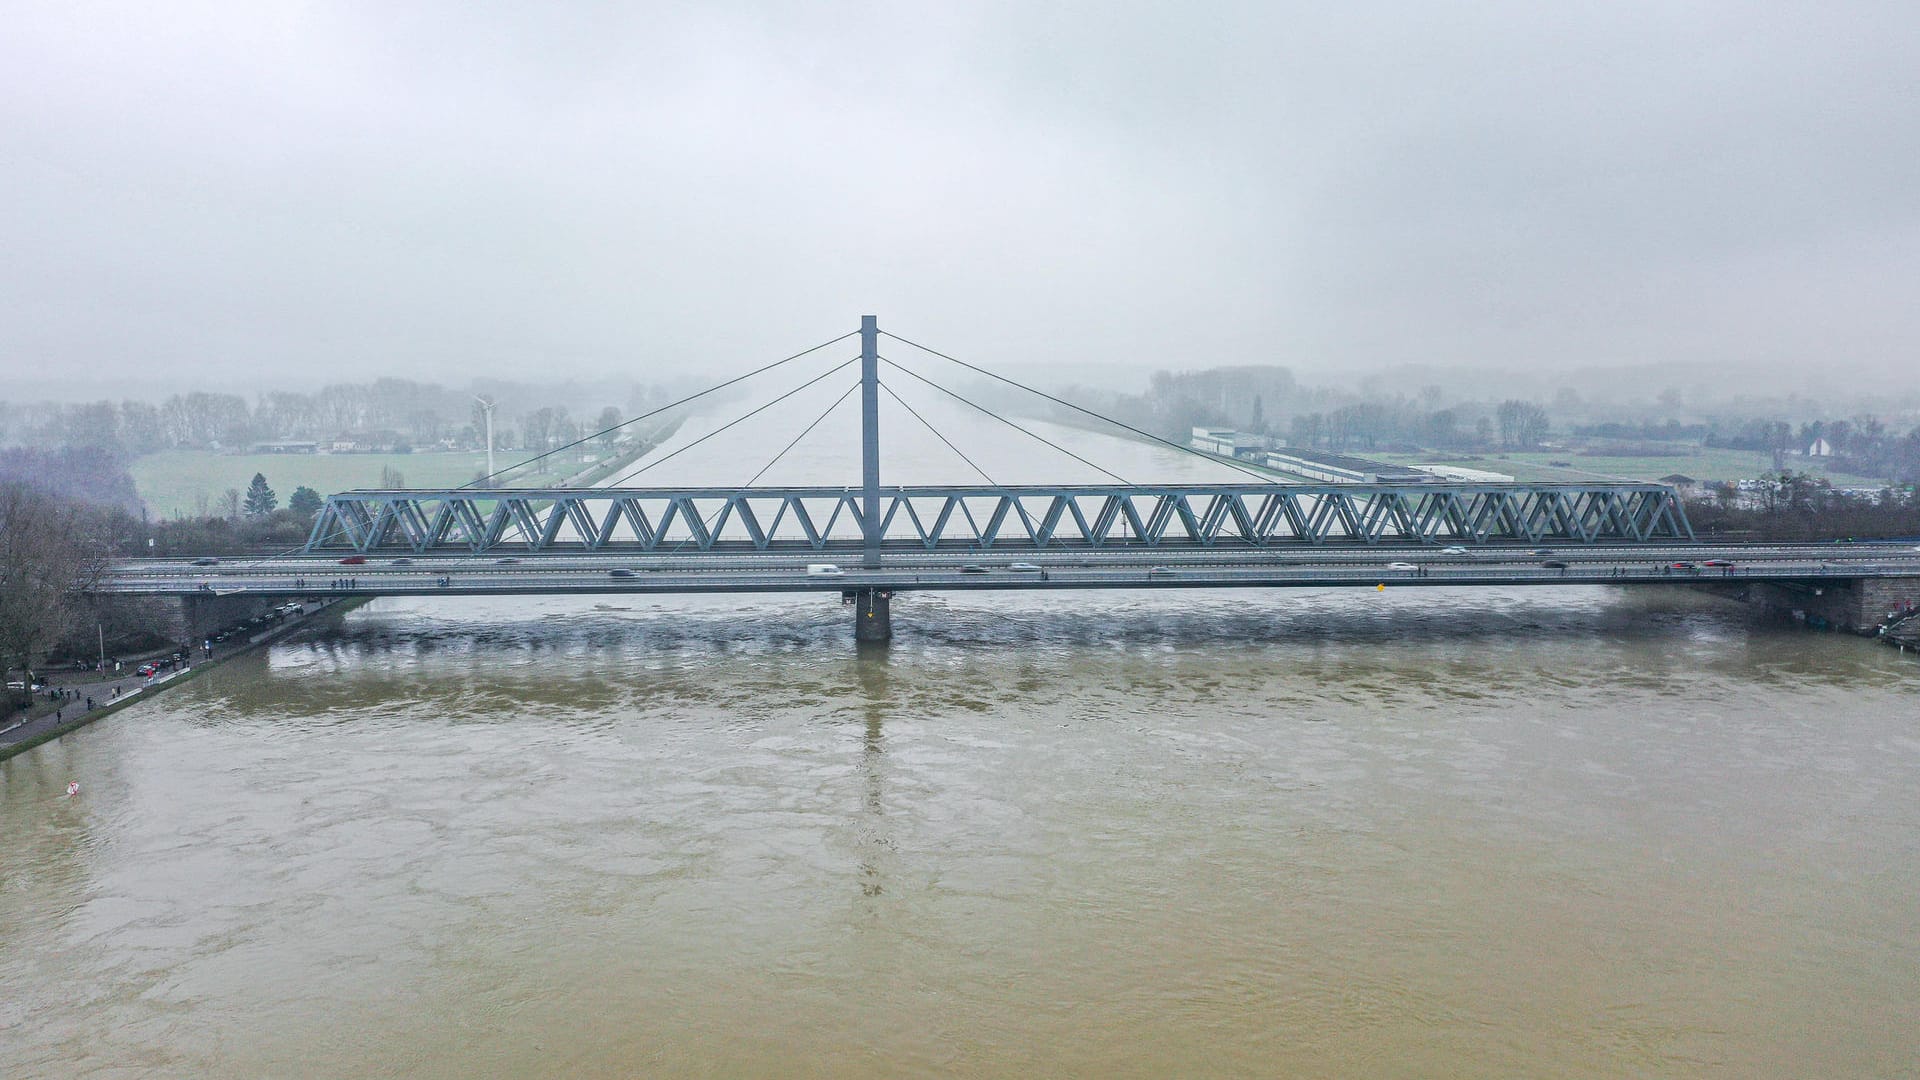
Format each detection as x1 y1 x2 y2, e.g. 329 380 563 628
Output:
304 484 1694 554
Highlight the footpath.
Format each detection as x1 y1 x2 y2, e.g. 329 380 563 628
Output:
0 598 361 762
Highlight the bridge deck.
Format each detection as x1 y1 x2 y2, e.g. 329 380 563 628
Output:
103 543 1920 598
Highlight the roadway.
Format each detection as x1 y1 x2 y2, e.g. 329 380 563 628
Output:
100 542 1920 598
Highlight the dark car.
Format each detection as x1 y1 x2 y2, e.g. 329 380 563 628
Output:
191 557 219 566
1542 560 1569 569
1703 559 1734 568
1670 561 1698 570
392 558 413 565
960 564 989 573
609 568 637 578
495 557 520 565
338 555 368 565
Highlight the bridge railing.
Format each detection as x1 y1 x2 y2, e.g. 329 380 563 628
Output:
303 484 1694 554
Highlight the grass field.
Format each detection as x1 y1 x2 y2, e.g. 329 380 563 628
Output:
1370 447 1889 486
132 450 491 518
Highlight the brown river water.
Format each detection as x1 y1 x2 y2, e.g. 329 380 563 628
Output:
4 393 1919 1076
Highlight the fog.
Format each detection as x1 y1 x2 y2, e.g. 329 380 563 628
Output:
3 2 1916 397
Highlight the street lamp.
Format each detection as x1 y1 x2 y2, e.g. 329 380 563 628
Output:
474 395 497 488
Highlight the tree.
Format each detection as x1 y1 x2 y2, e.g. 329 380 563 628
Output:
220 487 242 519
243 473 277 516
378 465 406 488
289 486 323 516
0 483 101 708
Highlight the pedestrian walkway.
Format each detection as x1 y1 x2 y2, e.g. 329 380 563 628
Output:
1 600 342 754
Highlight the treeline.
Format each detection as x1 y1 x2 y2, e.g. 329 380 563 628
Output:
1687 474 1920 542
0 376 687 457
1705 417 1920 481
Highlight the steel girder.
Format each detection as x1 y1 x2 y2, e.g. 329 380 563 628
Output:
303 484 1694 555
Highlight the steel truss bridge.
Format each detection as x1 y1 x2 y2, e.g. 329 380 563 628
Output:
302 483 1694 555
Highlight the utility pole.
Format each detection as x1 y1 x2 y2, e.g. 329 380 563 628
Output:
860 315 880 568
475 395 497 488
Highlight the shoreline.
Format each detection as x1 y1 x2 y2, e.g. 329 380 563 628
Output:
0 597 369 763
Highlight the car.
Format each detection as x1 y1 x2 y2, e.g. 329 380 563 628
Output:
1147 566 1176 576
1703 559 1735 568
960 564 989 574
191 557 220 566
495 557 520 565
1541 560 1569 569
1007 562 1043 573
805 564 843 576
1527 548 1555 556
608 568 637 578
392 558 413 565
338 555 368 565
1386 561 1419 571
1439 546 1469 555
1669 561 1698 570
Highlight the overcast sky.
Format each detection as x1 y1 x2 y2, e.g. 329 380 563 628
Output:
3 1 1916 395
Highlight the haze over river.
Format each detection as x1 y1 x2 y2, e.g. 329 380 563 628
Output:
5 376 1918 1077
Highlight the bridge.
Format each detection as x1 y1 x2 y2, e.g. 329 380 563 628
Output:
98 317 1920 640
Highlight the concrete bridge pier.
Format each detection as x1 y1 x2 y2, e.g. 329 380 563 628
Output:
851 588 892 642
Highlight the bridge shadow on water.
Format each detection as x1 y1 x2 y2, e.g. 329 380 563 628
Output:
172 586 1914 731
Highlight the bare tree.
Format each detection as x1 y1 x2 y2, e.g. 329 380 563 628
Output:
0 483 102 707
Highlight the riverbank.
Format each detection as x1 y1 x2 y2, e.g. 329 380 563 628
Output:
0 597 367 762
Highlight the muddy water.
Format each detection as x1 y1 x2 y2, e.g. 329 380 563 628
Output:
4 585 1917 1077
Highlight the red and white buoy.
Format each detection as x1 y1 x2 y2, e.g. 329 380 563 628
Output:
66 781 79 798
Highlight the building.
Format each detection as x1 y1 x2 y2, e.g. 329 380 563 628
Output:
251 440 319 454
1190 427 1271 460
1807 438 1833 458
1263 448 1432 484
1659 473 1698 493
1411 464 1516 483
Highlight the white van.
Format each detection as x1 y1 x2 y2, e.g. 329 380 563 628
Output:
806 564 844 576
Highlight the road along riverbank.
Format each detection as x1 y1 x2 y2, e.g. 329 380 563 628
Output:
0 597 367 762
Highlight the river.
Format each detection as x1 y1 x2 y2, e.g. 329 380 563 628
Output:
5 376 1918 1076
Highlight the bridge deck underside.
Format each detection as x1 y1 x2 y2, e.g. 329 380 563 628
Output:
307 485 1694 554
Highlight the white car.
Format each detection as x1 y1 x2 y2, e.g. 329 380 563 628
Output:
1386 561 1420 571
1007 562 1043 573
1439 546 1469 555
805 564 843 576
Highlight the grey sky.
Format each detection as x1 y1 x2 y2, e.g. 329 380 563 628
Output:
3 1 1916 393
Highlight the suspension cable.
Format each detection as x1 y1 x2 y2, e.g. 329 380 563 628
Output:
878 329 1278 484
880 357 1130 485
878 379 998 486
465 328 859 488
607 356 859 486
743 380 859 489
661 377 862 555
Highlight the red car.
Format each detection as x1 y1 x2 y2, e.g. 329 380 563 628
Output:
338 555 368 565
1703 559 1735 568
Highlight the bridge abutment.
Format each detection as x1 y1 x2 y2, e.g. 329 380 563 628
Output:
1732 576 1920 633
851 588 892 642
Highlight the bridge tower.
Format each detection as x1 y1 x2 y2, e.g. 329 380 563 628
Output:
855 314 891 641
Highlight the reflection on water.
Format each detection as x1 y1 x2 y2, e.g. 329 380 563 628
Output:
4 586 1918 1077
